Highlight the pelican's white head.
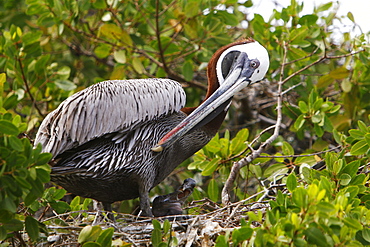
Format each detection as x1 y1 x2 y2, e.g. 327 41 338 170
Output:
216 40 270 85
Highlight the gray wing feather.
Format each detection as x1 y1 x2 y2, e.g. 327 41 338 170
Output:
35 78 186 158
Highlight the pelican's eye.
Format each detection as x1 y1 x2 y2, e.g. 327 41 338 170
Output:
250 59 260 69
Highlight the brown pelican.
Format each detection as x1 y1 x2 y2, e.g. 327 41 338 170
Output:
34 38 269 217
152 178 196 217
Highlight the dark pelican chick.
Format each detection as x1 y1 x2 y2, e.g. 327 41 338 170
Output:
152 178 196 217
34 38 269 217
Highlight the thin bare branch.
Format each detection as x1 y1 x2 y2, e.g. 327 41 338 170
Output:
155 0 169 73
17 57 45 119
259 145 342 159
282 49 364 85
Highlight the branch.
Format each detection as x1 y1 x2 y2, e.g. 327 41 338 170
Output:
259 145 341 159
155 0 169 74
281 48 364 85
17 57 45 118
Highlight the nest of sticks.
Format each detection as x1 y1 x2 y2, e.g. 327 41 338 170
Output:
41 197 271 246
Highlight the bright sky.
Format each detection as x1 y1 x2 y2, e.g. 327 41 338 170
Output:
248 0 369 37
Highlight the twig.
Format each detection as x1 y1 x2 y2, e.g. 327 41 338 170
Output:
281 82 303 96
17 57 45 118
155 0 169 74
281 49 364 85
259 145 342 159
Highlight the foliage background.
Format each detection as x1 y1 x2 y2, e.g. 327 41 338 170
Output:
0 0 369 246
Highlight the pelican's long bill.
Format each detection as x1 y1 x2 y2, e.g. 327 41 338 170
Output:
152 41 269 152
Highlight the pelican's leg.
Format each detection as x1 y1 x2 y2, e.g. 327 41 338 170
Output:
139 191 153 217
102 202 115 221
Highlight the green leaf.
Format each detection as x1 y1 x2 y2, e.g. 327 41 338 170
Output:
151 228 162 247
347 12 355 22
35 152 52 166
113 50 126 64
289 26 308 42
348 129 364 140
14 176 32 190
50 201 70 213
298 14 318 26
201 158 221 176
357 120 368 133
329 67 349 79
0 209 13 223
25 216 40 241
232 227 253 245
350 140 369 155
182 60 193 81
56 66 71 80
55 80 77 91
341 160 360 178
313 123 324 137
35 54 51 74
152 219 161 230
94 44 111 59
231 128 248 155
78 225 102 244
0 120 19 135
184 23 198 39
264 163 288 179
343 218 363 230
316 202 335 213
98 24 132 47
350 173 366 186
217 11 239 26
312 113 322 124
292 187 308 209
286 173 297 192
163 219 171 234
92 0 107 9
8 136 24 151
36 167 50 183
96 227 114 247
304 227 328 246
294 115 305 130
215 234 228 247
184 1 199 17
339 173 351 186
362 228 370 242
298 101 308 113
52 188 67 200
317 74 334 89
132 57 144 74
282 141 294 155
341 79 352 93
316 2 333 12
207 179 219 202
0 226 7 241
26 3 46 15
365 133 370 146
2 218 23 232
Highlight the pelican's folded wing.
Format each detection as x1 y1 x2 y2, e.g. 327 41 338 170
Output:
34 78 186 158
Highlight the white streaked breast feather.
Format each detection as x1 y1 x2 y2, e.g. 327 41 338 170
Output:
35 78 186 157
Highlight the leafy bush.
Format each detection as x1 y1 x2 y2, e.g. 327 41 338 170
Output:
0 73 52 242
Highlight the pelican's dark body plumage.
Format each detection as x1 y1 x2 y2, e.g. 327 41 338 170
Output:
35 38 269 216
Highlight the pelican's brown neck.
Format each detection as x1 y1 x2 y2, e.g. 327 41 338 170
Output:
181 38 256 130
